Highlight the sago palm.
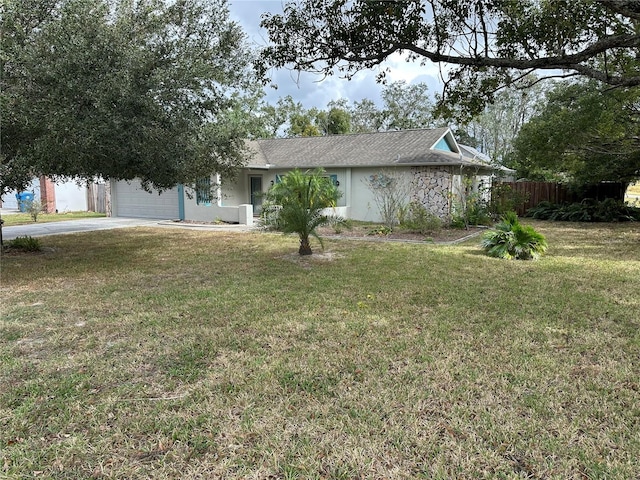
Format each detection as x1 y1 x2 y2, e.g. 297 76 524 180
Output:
481 211 548 260
262 169 340 255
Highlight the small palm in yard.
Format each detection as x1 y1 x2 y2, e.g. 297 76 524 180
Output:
262 168 340 255
481 211 548 260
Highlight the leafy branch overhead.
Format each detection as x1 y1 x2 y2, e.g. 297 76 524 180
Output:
260 0 640 117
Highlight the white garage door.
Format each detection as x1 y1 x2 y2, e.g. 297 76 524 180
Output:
113 180 179 219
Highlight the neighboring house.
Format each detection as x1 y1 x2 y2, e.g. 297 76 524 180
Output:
0 176 104 213
110 127 508 224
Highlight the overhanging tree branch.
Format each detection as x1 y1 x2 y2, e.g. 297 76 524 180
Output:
260 0 640 117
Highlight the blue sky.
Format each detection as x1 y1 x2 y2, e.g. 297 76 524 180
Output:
227 0 444 109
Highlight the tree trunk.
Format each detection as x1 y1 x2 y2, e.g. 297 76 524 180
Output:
298 236 312 255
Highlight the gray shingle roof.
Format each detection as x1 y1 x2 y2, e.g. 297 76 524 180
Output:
459 144 492 163
459 144 516 173
246 128 498 170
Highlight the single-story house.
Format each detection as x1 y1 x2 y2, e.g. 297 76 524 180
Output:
109 127 509 224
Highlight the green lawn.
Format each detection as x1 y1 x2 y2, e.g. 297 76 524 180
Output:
627 182 640 205
1 211 106 227
1 222 639 479
627 182 640 196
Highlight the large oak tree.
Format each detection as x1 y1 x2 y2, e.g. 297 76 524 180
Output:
1 0 259 195
507 80 640 188
259 0 640 119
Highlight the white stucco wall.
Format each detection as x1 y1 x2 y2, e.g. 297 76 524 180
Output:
321 206 350 219
220 174 248 206
247 167 416 223
350 169 383 223
184 200 253 225
55 181 88 212
183 176 253 225
350 168 414 223
215 166 493 224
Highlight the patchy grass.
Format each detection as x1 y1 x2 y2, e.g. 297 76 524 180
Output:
626 182 640 206
1 221 639 479
0 211 105 226
627 182 640 196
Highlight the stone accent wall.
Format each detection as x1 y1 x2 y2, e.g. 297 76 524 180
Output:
410 166 454 220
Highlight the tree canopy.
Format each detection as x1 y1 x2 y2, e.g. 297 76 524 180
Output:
1 0 260 195
451 75 545 164
507 81 640 187
260 0 640 118
259 81 435 138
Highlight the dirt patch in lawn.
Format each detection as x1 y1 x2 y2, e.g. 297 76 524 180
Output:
280 250 343 268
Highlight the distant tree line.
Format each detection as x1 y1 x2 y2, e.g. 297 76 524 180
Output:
252 80 437 138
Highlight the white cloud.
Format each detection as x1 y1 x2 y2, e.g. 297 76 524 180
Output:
384 51 442 84
228 0 445 108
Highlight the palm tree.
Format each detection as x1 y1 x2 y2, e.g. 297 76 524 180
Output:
481 211 548 260
262 168 340 255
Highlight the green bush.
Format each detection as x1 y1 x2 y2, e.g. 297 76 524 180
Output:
399 202 443 234
527 199 640 222
450 201 492 229
367 225 393 236
489 183 530 217
481 212 547 260
23 199 43 222
7 236 42 252
327 215 352 234
450 179 492 229
259 203 284 231
467 200 492 226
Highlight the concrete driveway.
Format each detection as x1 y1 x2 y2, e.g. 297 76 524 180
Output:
1 217 165 241
1 213 257 241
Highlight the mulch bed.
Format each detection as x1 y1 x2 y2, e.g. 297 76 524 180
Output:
317 225 487 244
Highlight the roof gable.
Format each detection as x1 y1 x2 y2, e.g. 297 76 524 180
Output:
432 129 460 154
434 137 454 152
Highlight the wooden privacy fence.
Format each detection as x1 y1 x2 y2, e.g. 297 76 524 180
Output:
493 182 569 216
493 181 627 215
87 183 106 213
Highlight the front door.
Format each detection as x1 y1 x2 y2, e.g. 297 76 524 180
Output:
250 176 263 214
